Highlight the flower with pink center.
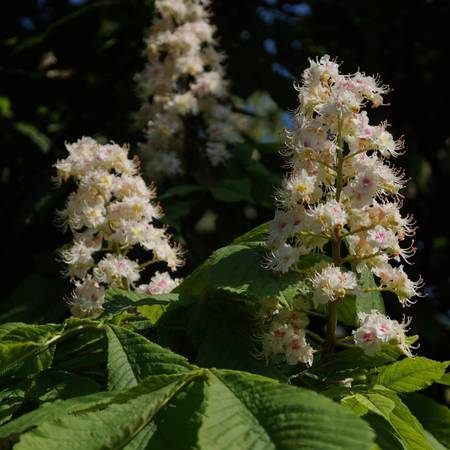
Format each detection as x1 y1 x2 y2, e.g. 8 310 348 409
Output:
137 271 181 295
310 264 358 306
353 310 412 357
94 254 140 287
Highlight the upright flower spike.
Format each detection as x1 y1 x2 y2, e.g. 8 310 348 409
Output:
263 55 423 361
135 0 243 178
55 137 184 318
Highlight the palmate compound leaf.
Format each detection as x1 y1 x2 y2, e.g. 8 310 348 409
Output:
2 368 375 450
101 287 178 321
374 357 449 393
0 322 62 381
403 393 450 448
309 340 414 384
175 240 310 308
105 324 194 390
186 295 288 381
341 388 433 450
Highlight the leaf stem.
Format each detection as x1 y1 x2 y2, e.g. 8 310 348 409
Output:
342 250 387 264
306 329 325 343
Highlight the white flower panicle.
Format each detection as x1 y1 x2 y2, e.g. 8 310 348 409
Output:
353 310 413 357
55 137 183 318
135 0 243 177
266 55 422 306
262 55 422 361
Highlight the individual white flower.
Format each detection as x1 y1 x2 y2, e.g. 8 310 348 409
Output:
310 265 357 306
94 254 140 287
60 237 100 279
69 276 105 319
151 239 184 270
167 92 199 115
282 169 318 205
366 225 398 251
309 199 348 234
137 271 181 295
205 141 231 166
155 0 188 20
191 71 227 97
108 195 162 223
264 243 302 274
372 125 404 158
353 310 413 356
373 264 424 306
285 331 315 366
112 174 153 200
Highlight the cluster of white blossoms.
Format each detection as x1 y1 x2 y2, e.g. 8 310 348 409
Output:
135 0 243 177
263 55 423 360
55 136 183 318
261 307 314 367
353 310 413 357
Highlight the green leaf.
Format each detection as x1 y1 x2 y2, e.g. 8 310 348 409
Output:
0 96 13 118
374 357 449 393
232 221 270 244
338 268 385 327
0 274 67 324
10 374 198 450
210 178 253 203
176 241 309 307
0 393 117 443
160 184 206 200
364 413 407 450
106 325 193 390
202 369 374 450
343 389 432 450
0 323 61 380
423 431 448 450
342 392 396 418
381 390 433 450
403 393 450 448
14 122 51 153
187 297 287 381
26 370 101 403
437 373 450 386
355 267 385 315
6 369 374 450
0 384 27 425
337 295 357 326
311 342 409 383
102 287 176 319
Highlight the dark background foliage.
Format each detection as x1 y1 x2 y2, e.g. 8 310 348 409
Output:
0 0 449 365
